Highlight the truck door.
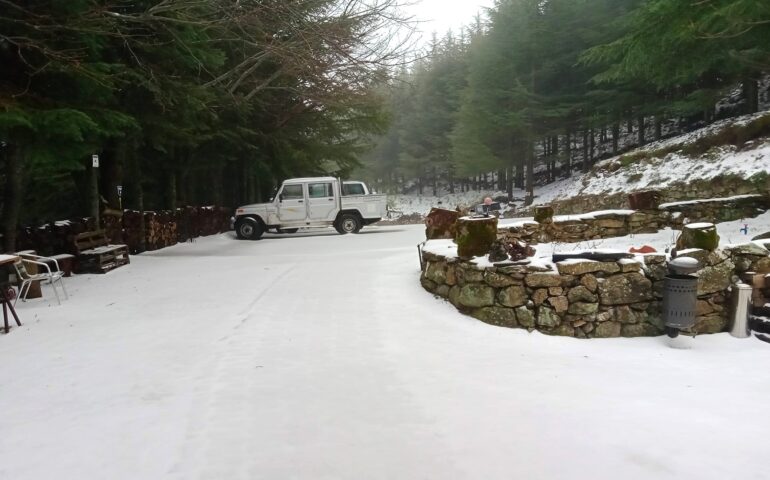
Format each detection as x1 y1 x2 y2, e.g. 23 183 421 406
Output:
277 183 307 223
307 181 337 221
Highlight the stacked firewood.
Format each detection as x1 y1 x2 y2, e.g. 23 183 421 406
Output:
144 210 178 250
14 206 230 256
122 210 145 253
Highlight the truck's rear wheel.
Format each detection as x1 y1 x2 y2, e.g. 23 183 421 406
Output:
336 213 362 234
236 217 264 240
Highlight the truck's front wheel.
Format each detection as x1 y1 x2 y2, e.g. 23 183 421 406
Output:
236 217 264 240
335 213 362 234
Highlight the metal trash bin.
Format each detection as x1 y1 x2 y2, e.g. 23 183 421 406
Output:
729 283 752 338
663 257 700 338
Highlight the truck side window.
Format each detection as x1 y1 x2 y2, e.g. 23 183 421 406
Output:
308 183 333 198
281 184 303 200
342 183 365 196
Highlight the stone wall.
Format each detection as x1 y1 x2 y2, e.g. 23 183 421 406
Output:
420 242 770 338
521 174 770 216
501 194 770 245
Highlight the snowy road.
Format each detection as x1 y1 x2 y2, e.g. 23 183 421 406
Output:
2 225 770 480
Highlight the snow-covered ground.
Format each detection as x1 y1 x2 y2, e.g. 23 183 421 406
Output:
2 223 770 480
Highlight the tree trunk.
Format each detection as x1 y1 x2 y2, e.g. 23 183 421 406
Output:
525 141 534 204
1 144 23 252
612 123 620 155
551 136 559 181
212 165 224 206
498 169 506 191
564 130 571 177
627 118 633 134
432 166 438 196
654 116 662 141
589 128 595 164
418 175 424 195
637 115 646 146
166 170 177 210
582 130 589 173
506 164 514 200
743 78 759 114
103 141 125 210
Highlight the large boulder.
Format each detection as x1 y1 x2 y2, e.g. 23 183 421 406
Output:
458 284 495 308
455 216 498 258
598 273 653 305
498 285 528 307
425 208 459 240
696 259 735 295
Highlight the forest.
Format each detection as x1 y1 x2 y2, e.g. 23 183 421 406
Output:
2 0 769 251
358 0 770 198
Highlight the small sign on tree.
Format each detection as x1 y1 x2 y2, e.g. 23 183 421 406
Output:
92 154 100 168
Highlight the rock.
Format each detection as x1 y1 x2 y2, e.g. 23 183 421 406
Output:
548 296 569 313
676 223 720 251
752 231 770 241
572 319 588 328
445 265 457 285
752 256 770 273
619 260 642 272
645 263 667 281
595 311 613 322
498 285 528 307
455 216 498 258
696 259 735 295
643 254 666 265
598 273 653 305
551 324 576 337
534 206 554 223
435 284 450 298
425 208 459 240
582 322 595 334
549 287 564 296
456 266 484 285
458 284 496 308
568 302 599 315
595 218 626 229
448 285 461 306
594 321 622 338
696 299 715 316
425 261 447 284
420 276 437 292
515 306 536 327
691 314 727 334
630 302 651 311
525 272 563 287
532 288 549 306
560 275 578 287
556 261 621 276
471 307 518 327
484 271 518 288
581 274 598 292
723 242 769 257
487 240 510 263
609 305 647 324
537 306 560 327
568 285 598 303
621 324 658 337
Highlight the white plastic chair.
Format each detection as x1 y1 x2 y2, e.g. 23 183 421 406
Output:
13 255 69 306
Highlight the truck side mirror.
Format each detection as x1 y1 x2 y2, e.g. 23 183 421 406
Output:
278 194 283 202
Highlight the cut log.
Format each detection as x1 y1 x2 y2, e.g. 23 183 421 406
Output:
455 216 498 258
676 223 719 251
424 208 460 240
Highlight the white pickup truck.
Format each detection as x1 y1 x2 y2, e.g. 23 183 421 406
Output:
233 177 387 240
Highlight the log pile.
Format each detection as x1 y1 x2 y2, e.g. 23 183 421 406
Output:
14 206 231 256
144 210 178 250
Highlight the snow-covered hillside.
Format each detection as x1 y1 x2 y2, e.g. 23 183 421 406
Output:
387 111 770 220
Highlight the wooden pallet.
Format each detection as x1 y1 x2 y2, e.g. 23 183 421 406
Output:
74 230 130 273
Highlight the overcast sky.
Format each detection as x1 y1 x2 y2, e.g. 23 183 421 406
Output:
405 0 494 45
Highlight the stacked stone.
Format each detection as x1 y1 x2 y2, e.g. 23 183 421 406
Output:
659 194 770 224
420 250 667 338
498 211 672 245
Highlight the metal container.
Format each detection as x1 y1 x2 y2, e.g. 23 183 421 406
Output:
729 283 752 338
663 275 698 330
